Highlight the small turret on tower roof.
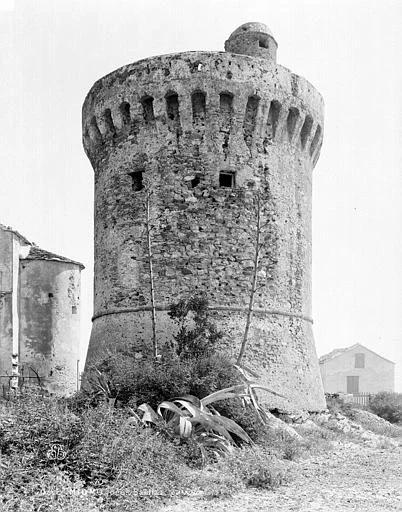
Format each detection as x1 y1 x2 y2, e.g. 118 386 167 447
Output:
224 22 278 62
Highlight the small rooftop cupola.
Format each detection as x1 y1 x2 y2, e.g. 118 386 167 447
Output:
224 22 277 62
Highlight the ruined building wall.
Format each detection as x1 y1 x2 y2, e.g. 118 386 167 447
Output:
83 23 326 411
0 224 83 395
19 259 81 395
0 229 14 379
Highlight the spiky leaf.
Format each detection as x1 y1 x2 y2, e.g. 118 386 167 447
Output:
178 416 192 438
138 403 161 425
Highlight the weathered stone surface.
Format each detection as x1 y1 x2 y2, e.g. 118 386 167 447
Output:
83 23 325 411
19 259 82 395
0 224 83 395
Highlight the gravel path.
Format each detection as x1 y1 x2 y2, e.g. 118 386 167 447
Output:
157 441 402 512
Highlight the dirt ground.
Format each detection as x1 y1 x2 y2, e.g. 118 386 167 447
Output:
157 440 402 512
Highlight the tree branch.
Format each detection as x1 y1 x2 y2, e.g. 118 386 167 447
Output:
145 191 158 359
237 192 262 365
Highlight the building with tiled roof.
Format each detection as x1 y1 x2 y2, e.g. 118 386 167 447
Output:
319 343 395 394
0 223 84 395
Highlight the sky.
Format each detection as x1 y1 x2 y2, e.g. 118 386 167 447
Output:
0 0 401 389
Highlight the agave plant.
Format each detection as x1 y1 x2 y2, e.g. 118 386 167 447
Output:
137 380 286 463
207 365 287 425
138 393 253 463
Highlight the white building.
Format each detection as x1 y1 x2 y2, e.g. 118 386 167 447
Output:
319 343 395 394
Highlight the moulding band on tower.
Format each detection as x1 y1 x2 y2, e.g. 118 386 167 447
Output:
92 305 313 324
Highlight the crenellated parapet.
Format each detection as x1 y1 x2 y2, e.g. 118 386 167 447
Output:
82 50 323 171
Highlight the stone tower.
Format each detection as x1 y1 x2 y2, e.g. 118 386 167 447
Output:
83 22 325 411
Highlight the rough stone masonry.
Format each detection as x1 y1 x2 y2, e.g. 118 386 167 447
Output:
82 22 326 411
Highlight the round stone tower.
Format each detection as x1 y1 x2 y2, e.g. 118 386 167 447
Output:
83 22 325 411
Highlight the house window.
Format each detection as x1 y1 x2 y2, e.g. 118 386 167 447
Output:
347 375 359 393
219 171 235 188
355 353 365 368
72 306 77 314
128 171 144 192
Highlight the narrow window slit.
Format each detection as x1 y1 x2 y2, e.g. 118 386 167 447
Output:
310 125 322 156
243 95 260 147
192 91 206 127
300 115 313 149
88 116 102 142
220 92 233 160
103 108 116 136
286 107 299 141
219 171 235 188
119 102 131 127
141 96 155 124
266 100 281 141
165 92 182 136
128 170 144 191
83 127 90 144
219 92 233 133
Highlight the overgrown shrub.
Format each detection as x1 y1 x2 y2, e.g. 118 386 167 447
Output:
0 466 101 512
325 393 357 419
369 392 402 424
168 294 223 358
83 295 239 409
1 294 312 510
84 350 238 410
218 447 290 489
0 393 82 463
351 408 402 437
0 395 196 511
213 398 265 441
